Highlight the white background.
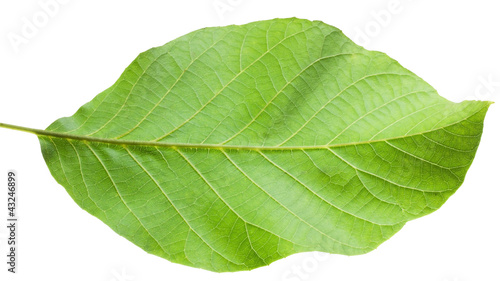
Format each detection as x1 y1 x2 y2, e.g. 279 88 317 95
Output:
0 1 499 281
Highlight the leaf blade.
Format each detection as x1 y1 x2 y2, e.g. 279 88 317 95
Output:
37 18 491 272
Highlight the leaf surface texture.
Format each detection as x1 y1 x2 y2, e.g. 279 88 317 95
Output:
38 18 491 272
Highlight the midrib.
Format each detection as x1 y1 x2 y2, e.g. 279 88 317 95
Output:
0 113 480 151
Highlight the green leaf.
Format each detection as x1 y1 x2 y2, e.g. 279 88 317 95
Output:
2 18 492 272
